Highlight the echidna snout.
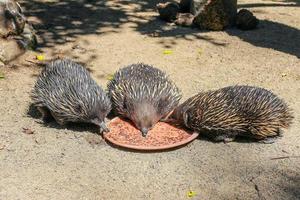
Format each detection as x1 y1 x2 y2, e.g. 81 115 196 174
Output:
128 101 160 137
90 109 111 133
91 118 109 133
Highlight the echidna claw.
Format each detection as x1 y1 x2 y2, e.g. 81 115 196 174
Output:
223 138 235 143
258 137 277 144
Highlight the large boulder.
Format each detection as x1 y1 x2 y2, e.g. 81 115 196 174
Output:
0 0 37 64
0 0 25 37
0 37 25 64
180 0 237 31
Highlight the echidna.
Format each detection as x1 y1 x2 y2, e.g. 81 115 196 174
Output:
31 59 111 132
107 63 182 137
170 85 294 143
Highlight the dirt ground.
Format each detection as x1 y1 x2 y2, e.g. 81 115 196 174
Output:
0 0 299 199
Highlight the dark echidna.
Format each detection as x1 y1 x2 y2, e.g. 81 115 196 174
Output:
171 85 294 143
107 63 182 137
31 59 111 132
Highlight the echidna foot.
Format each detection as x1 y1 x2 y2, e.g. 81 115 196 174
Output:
37 106 53 122
50 111 66 126
214 134 236 143
258 137 278 144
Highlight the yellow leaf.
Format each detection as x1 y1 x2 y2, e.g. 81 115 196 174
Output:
36 54 45 61
107 74 114 81
0 71 4 79
187 190 196 198
198 48 203 55
163 50 173 55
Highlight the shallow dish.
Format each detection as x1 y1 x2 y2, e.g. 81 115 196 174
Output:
104 117 199 151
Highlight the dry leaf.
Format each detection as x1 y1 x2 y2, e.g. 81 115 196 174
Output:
107 74 114 81
187 190 197 198
36 54 45 61
163 50 173 55
22 127 34 134
281 73 287 77
198 48 203 55
0 72 4 79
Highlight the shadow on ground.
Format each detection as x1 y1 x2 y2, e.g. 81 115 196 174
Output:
238 0 299 8
27 103 100 133
226 20 300 58
20 0 300 57
20 0 167 48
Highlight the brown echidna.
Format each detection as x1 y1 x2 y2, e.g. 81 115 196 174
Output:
31 59 111 132
107 63 182 137
170 85 294 143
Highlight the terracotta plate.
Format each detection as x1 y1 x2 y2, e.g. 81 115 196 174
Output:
103 117 199 151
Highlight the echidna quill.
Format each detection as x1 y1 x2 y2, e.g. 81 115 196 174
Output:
170 85 294 143
31 59 111 133
107 63 182 137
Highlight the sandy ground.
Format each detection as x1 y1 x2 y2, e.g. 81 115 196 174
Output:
0 0 299 199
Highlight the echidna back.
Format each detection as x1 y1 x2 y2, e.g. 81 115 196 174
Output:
32 59 111 122
107 63 181 117
182 85 293 137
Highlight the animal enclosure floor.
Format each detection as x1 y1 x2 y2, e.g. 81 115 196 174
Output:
0 0 299 199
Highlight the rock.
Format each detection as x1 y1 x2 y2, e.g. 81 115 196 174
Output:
179 0 191 13
156 2 180 22
222 0 237 26
0 0 26 37
190 0 207 15
236 9 259 30
15 23 37 50
0 38 25 64
0 0 37 64
193 0 228 30
179 0 237 31
175 13 195 27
